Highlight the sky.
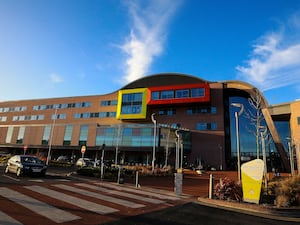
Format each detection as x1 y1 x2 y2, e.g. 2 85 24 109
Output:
1 0 300 105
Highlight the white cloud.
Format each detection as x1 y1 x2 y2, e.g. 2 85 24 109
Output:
49 73 64 83
236 12 300 92
120 0 181 83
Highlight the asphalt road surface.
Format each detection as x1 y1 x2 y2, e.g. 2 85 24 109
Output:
101 202 299 225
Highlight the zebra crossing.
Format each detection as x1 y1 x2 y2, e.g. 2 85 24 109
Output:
0 181 184 225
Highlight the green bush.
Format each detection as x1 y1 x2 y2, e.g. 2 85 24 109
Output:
77 167 101 177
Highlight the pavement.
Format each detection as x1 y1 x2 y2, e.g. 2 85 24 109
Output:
47 166 300 222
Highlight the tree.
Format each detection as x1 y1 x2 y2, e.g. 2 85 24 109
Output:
244 89 265 159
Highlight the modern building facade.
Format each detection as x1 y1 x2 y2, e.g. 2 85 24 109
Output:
0 73 298 172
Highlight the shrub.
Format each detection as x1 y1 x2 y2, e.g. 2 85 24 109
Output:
272 176 300 207
214 177 243 201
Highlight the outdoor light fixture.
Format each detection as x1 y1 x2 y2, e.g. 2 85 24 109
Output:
231 102 244 182
151 113 157 172
46 106 58 165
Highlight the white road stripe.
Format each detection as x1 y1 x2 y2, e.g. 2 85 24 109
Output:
76 183 165 204
2 175 20 182
0 187 80 223
95 182 180 200
0 210 23 225
53 184 145 209
25 185 118 215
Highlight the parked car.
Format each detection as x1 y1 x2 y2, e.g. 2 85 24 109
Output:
5 155 47 177
75 158 94 167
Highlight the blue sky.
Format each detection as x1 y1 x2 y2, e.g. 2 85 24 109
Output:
1 0 300 105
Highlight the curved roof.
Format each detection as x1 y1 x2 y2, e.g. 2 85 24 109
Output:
121 73 269 107
221 80 269 108
121 73 209 89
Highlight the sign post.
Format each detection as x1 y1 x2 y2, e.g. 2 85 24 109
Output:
23 145 28 155
81 145 86 161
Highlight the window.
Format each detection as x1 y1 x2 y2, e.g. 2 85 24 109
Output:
42 126 51 145
0 116 7 122
161 90 174 99
63 125 73 145
79 125 88 146
196 122 217 130
298 117 300 125
175 89 189 98
211 107 217 114
109 112 116 117
121 93 143 114
6 126 13 143
191 88 205 97
37 115 44 120
17 126 25 144
151 91 160 100
159 108 176 116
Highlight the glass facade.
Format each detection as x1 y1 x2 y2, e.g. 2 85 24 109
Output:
96 125 155 147
229 96 291 171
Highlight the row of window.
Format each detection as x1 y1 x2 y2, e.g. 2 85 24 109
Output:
187 106 217 114
101 100 118 106
151 88 205 100
1 99 118 114
1 111 116 122
12 115 45 121
0 106 27 113
74 112 116 119
33 102 91 111
158 106 217 116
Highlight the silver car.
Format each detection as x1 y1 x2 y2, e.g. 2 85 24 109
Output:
5 155 47 177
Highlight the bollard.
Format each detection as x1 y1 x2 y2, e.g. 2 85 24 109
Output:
209 174 214 199
174 172 183 196
135 170 139 188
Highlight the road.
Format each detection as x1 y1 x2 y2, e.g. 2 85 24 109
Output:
0 166 298 225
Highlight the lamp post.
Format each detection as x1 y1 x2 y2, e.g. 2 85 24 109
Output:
115 124 121 165
175 130 180 170
46 106 58 165
231 103 244 182
151 113 157 173
100 144 106 180
286 137 295 176
259 126 268 189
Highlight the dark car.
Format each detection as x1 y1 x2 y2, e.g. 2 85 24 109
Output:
5 155 47 177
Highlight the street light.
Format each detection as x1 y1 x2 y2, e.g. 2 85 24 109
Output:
259 126 268 189
46 106 58 165
151 113 157 173
286 137 295 176
231 102 244 182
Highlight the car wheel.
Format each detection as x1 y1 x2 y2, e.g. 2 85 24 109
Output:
16 168 21 177
4 166 9 174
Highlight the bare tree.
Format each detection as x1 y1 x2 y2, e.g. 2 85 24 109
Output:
244 89 265 159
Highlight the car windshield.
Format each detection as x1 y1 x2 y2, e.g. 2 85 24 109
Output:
21 156 42 164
